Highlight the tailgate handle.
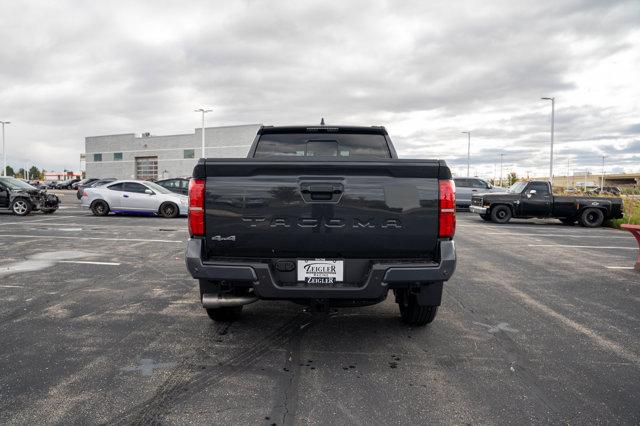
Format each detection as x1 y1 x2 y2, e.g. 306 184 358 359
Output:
300 183 344 202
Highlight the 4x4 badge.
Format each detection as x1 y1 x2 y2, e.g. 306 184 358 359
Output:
211 235 236 241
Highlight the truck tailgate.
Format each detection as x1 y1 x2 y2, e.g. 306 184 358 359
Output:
198 159 446 260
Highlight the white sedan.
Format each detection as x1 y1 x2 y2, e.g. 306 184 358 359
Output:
80 180 188 218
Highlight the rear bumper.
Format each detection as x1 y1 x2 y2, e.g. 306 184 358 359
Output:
469 205 487 214
185 238 456 301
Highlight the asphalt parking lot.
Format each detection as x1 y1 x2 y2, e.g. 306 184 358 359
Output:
0 192 638 425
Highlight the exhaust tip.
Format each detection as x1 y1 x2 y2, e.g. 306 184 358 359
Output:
202 293 258 309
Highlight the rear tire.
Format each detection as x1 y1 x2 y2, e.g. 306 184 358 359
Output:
480 214 491 221
206 306 243 322
579 208 604 228
159 202 179 218
398 291 438 326
10 199 32 216
91 200 110 216
490 205 512 224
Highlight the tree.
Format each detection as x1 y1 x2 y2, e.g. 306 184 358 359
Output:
507 172 518 186
29 166 40 180
5 165 15 176
17 168 25 179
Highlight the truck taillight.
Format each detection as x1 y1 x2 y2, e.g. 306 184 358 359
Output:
439 179 456 238
188 178 205 237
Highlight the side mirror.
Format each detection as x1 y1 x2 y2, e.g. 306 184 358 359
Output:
526 189 537 198
145 189 154 195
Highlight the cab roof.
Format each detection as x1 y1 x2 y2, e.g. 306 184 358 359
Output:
258 125 388 135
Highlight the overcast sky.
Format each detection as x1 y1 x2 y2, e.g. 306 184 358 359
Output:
1 0 639 178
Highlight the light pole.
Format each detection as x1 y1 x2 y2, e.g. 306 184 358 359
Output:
461 131 471 177
541 97 555 185
499 153 504 187
584 170 588 192
195 108 212 158
601 155 606 190
0 121 9 177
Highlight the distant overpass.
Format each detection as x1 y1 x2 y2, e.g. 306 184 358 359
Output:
532 172 640 188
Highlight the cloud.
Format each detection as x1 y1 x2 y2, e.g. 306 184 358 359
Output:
0 0 639 176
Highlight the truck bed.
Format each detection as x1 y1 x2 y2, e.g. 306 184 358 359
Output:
552 196 623 218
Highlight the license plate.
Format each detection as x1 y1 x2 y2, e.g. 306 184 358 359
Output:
297 259 344 284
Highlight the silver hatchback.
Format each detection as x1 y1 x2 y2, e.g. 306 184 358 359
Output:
81 180 188 217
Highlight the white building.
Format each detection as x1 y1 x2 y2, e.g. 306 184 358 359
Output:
84 124 261 180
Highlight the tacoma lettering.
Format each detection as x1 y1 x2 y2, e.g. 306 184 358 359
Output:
240 216 402 229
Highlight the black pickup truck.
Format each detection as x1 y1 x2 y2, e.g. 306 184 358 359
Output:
469 180 623 227
185 125 456 326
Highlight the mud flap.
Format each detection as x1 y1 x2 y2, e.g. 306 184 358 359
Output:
415 282 443 306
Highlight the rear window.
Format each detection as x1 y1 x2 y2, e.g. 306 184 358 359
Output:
254 133 391 158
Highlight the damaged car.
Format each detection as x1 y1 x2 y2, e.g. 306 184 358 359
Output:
0 177 60 216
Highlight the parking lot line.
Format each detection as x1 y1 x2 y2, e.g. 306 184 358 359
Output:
528 244 637 250
605 266 635 270
0 217 63 226
57 260 121 266
487 232 632 239
0 221 188 229
493 279 640 365
0 234 184 243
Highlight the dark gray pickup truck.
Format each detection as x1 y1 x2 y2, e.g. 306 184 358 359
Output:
469 180 624 227
185 125 456 326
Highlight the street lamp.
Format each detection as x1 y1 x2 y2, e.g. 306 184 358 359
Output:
499 153 504 187
541 97 555 185
461 131 471 177
195 108 212 158
0 121 9 177
601 155 606 190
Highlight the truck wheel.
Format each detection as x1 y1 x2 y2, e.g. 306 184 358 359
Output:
10 198 32 216
579 208 604 228
398 292 438 326
159 202 179 218
559 218 575 225
206 306 243 322
490 205 512 224
91 200 110 216
480 214 491 221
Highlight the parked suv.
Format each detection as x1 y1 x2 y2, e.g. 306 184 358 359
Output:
454 177 503 208
76 178 115 199
155 178 189 195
